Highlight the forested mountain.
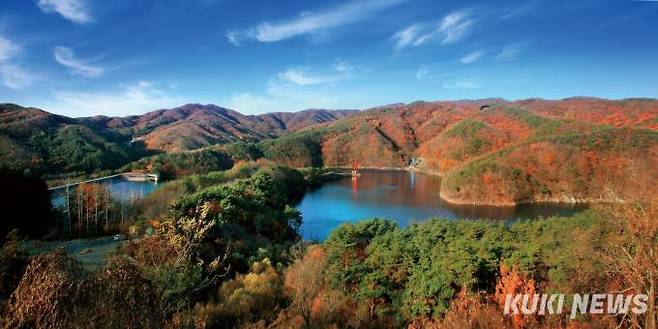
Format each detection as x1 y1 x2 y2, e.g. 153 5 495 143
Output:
0 104 146 175
2 98 657 205
81 104 354 152
0 103 356 174
259 98 658 205
258 108 356 132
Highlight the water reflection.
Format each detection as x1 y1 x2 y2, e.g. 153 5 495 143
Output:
297 170 587 240
50 177 159 208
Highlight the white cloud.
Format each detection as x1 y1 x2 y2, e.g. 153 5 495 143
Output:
276 60 353 86
37 0 92 24
416 66 429 79
0 64 31 90
0 36 21 62
228 85 344 113
225 30 244 46
227 82 343 114
53 46 105 77
500 1 543 20
393 9 475 51
443 78 479 89
278 69 326 86
277 65 350 86
332 58 351 72
227 0 406 45
495 44 523 61
44 81 180 117
438 10 475 44
0 36 32 90
226 61 358 113
393 25 421 51
460 50 485 64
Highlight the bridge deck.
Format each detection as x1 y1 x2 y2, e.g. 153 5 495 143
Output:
49 173 159 191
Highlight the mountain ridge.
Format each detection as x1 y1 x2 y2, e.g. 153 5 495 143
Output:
0 102 357 173
2 97 657 206
256 97 658 205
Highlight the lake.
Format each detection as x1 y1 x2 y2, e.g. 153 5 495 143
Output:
296 170 587 240
50 177 160 208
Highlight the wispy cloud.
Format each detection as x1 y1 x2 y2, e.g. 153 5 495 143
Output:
500 1 544 20
278 69 329 86
0 36 20 62
0 64 31 90
45 81 180 117
439 10 475 44
416 66 429 79
460 50 485 64
226 0 406 45
0 36 32 90
495 44 523 61
602 2 658 27
332 58 351 73
277 62 351 86
37 0 92 24
53 46 105 77
393 24 421 51
225 31 244 46
227 61 357 113
443 78 479 89
393 9 475 51
227 87 342 114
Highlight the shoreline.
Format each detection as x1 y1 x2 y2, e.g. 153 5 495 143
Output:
438 190 626 207
325 165 624 207
329 165 444 177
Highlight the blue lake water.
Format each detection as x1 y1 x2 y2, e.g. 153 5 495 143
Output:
50 177 160 208
296 170 587 240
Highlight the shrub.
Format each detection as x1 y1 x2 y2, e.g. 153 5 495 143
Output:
196 258 285 328
1 250 163 329
0 231 28 307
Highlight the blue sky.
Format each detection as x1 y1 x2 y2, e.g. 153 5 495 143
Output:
0 0 657 117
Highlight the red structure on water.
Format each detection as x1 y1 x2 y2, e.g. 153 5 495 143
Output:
351 161 361 179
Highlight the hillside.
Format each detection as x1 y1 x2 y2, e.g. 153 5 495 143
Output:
440 128 658 205
3 98 657 204
259 98 658 205
258 109 356 132
81 104 356 152
0 103 356 175
0 104 146 175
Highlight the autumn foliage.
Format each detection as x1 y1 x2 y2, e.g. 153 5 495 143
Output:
260 98 658 205
2 251 162 329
